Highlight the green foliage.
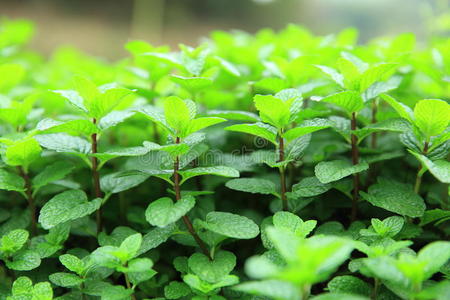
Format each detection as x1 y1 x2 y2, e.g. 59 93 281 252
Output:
0 19 449 300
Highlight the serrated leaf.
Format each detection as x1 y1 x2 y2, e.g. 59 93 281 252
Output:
291 177 332 197
234 280 300 300
7 250 41 271
59 254 84 275
360 178 425 217
0 229 28 254
413 99 450 138
380 94 414 123
327 275 371 296
98 110 135 130
198 211 259 239
273 211 316 238
145 196 195 228
226 178 277 195
0 169 25 192
32 161 74 192
321 91 364 114
186 117 226 136
208 110 259 122
179 166 239 184
188 250 236 283
164 96 192 136
49 272 84 287
409 151 450 183
100 171 149 195
38 190 102 229
315 160 369 184
5 138 42 167
225 122 277 144
164 281 191 299
283 118 331 142
171 75 213 91
254 94 291 128
35 133 91 154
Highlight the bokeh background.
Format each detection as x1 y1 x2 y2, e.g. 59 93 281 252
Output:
1 0 450 59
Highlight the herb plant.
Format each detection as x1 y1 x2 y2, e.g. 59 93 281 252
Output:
0 18 449 300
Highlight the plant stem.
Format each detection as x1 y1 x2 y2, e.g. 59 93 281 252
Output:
174 137 212 260
17 166 36 236
91 118 103 235
300 284 311 300
414 141 429 194
371 100 378 149
350 112 360 222
371 278 380 300
278 135 288 211
124 273 136 300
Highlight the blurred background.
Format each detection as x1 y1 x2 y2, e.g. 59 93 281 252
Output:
1 0 449 59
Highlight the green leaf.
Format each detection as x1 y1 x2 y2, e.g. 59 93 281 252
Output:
38 190 102 229
208 110 259 122
37 118 98 136
171 75 213 91
234 280 300 300
321 91 364 114
371 216 404 237
291 176 332 197
380 94 414 123
420 209 450 226
198 211 259 239
0 229 28 255
32 161 74 192
315 65 344 87
360 178 425 217
179 166 239 184
164 96 192 136
188 250 236 283
186 117 226 136
32 282 53 300
417 241 450 279
0 169 25 192
145 196 195 228
413 99 450 138
5 138 42 168
98 110 135 130
225 122 277 144
100 171 149 195
100 285 133 300
283 118 331 142
7 250 41 271
273 211 317 238
59 254 84 275
327 275 371 296
311 293 368 300
118 233 142 261
164 281 191 299
254 94 291 128
49 272 84 287
359 63 397 92
35 133 91 154
138 224 176 256
11 276 33 295
226 178 277 195
315 160 369 184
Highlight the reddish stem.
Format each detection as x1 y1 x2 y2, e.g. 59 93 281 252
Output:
91 118 103 235
174 137 211 259
18 166 36 236
278 136 288 211
350 112 360 222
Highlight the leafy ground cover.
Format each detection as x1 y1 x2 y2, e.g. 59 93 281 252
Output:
0 18 449 300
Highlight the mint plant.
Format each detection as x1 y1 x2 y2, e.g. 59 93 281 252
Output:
0 18 449 300
226 89 330 211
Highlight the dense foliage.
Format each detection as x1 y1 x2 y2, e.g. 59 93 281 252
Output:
0 18 449 300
